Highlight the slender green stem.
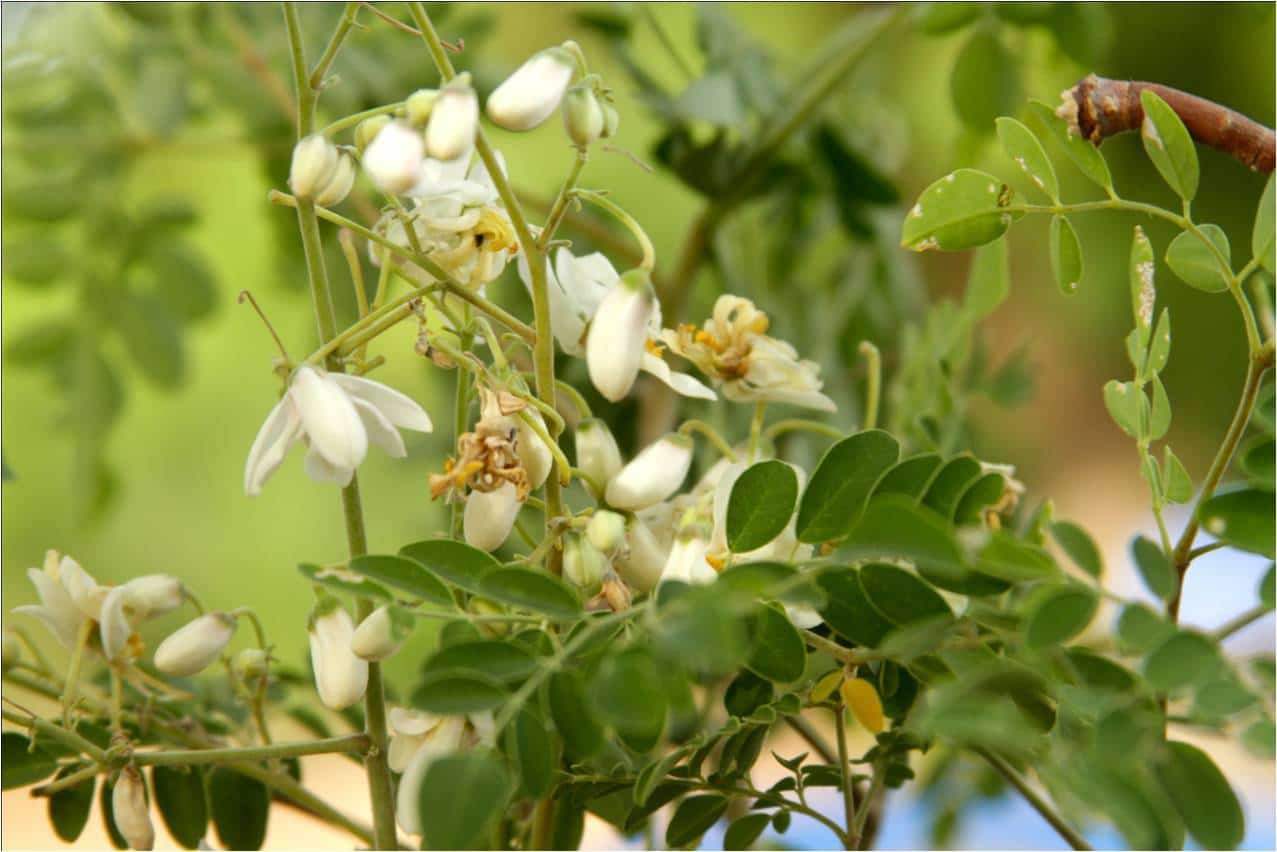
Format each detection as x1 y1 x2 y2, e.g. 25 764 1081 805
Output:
834 707 857 850
32 763 100 797
1187 540 1227 560
109 667 123 734
850 763 883 850
1250 274 1275 341
132 734 370 767
322 101 404 137
748 402 767 461
572 189 656 271
59 620 92 728
554 378 592 419
858 341 881 431
451 325 474 537
308 3 361 91
975 748 1091 850
0 708 109 764
231 608 274 745
1212 604 1272 641
678 420 738 461
539 150 590 249
763 419 843 443
340 228 371 320
518 409 572 486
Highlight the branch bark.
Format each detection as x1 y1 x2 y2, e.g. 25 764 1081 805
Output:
1061 74 1275 173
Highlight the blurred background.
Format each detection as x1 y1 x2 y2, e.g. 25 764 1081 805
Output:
3 2 1273 848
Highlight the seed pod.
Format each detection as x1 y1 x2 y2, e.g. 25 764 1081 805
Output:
153 612 236 677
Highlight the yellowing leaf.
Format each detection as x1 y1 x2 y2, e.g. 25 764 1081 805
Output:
811 670 844 704
840 678 886 733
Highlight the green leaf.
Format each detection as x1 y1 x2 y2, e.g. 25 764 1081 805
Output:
952 472 1008 526
1117 604 1175 654
723 670 774 718
1166 226 1232 293
950 29 1017 132
2 175 79 222
145 242 217 323
859 562 952 626
997 117 1058 200
1144 631 1221 691
152 765 207 849
723 812 771 850
975 533 1059 583
1242 718 1276 759
1149 376 1171 441
2 231 67 288
1026 99 1114 193
902 169 1015 251
1129 227 1157 342
48 766 95 843
548 670 605 760
1253 173 1275 273
1261 563 1275 609
878 615 955 662
4 319 76 366
298 562 396 604
1140 90 1200 201
796 430 899 543
591 649 666 750
654 585 750 676
1240 436 1275 488
1024 585 1098 648
921 455 983 519
963 237 1009 320
135 55 189 137
1155 741 1244 849
843 497 972 590
874 453 943 499
1199 488 1276 557
746 603 806 683
817 566 894 648
675 72 743 126
114 291 184 389
667 794 729 848
915 2 982 33
727 461 798 552
1162 447 1193 503
413 670 507 714
506 707 556 798
716 561 824 609
209 769 268 851
479 567 582 619
400 539 500 594
420 752 513 850
1051 521 1103 578
1132 536 1177 601
423 640 537 685
2 733 57 789
1103 380 1143 439
1048 215 1083 295
1145 309 1172 377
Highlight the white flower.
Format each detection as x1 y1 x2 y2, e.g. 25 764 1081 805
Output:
99 575 186 663
351 605 410 662
463 480 521 552
425 77 479 161
515 410 553 489
518 249 715 401
574 418 623 495
13 551 105 648
154 612 236 677
660 533 717 586
363 121 426 196
605 434 694 511
314 153 356 207
112 767 155 851
664 295 836 412
244 366 432 496
616 519 667 594
587 270 656 402
289 134 339 201
309 603 368 710
389 708 495 835
486 47 576 131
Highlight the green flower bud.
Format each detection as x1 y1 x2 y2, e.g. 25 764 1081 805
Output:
562 83 605 149
586 510 626 553
235 648 270 681
406 88 440 127
601 102 620 139
563 533 607 594
355 114 393 153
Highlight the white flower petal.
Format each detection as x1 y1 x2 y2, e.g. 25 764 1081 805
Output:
351 398 407 459
309 607 368 710
289 367 368 471
98 586 136 662
328 373 433 433
396 716 466 835
303 447 356 487
463 482 521 552
640 352 717 401
605 434 693 511
586 282 653 402
486 49 575 131
244 396 302 496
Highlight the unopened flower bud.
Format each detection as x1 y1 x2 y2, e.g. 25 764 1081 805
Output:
464 481 521 552
153 612 236 677
352 605 412 661
563 533 607 593
309 601 368 710
121 575 185 617
563 83 605 149
314 152 356 207
289 134 339 201
112 767 154 851
586 510 626 553
426 76 479 161
235 648 270 681
575 418 623 496
605 433 693 511
405 88 440 127
601 102 620 139
486 46 576 131
587 269 655 402
516 411 554 489
363 121 425 196
355 114 392 153
617 519 666 593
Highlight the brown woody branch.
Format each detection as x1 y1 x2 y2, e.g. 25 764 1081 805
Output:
1059 74 1275 173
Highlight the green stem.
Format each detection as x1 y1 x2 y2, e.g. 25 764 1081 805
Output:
60 620 93 728
850 762 883 850
975 748 1091 850
858 341 881 431
530 795 556 850
834 707 857 850
308 3 361 92
539 150 590 249
32 763 100 797
571 189 656 271
407 1 566 575
452 325 474 538
748 402 767 461
762 419 843 443
322 101 405 137
283 7 398 846
131 734 370 767
638 4 695 80
0 708 109 764
678 420 738 461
